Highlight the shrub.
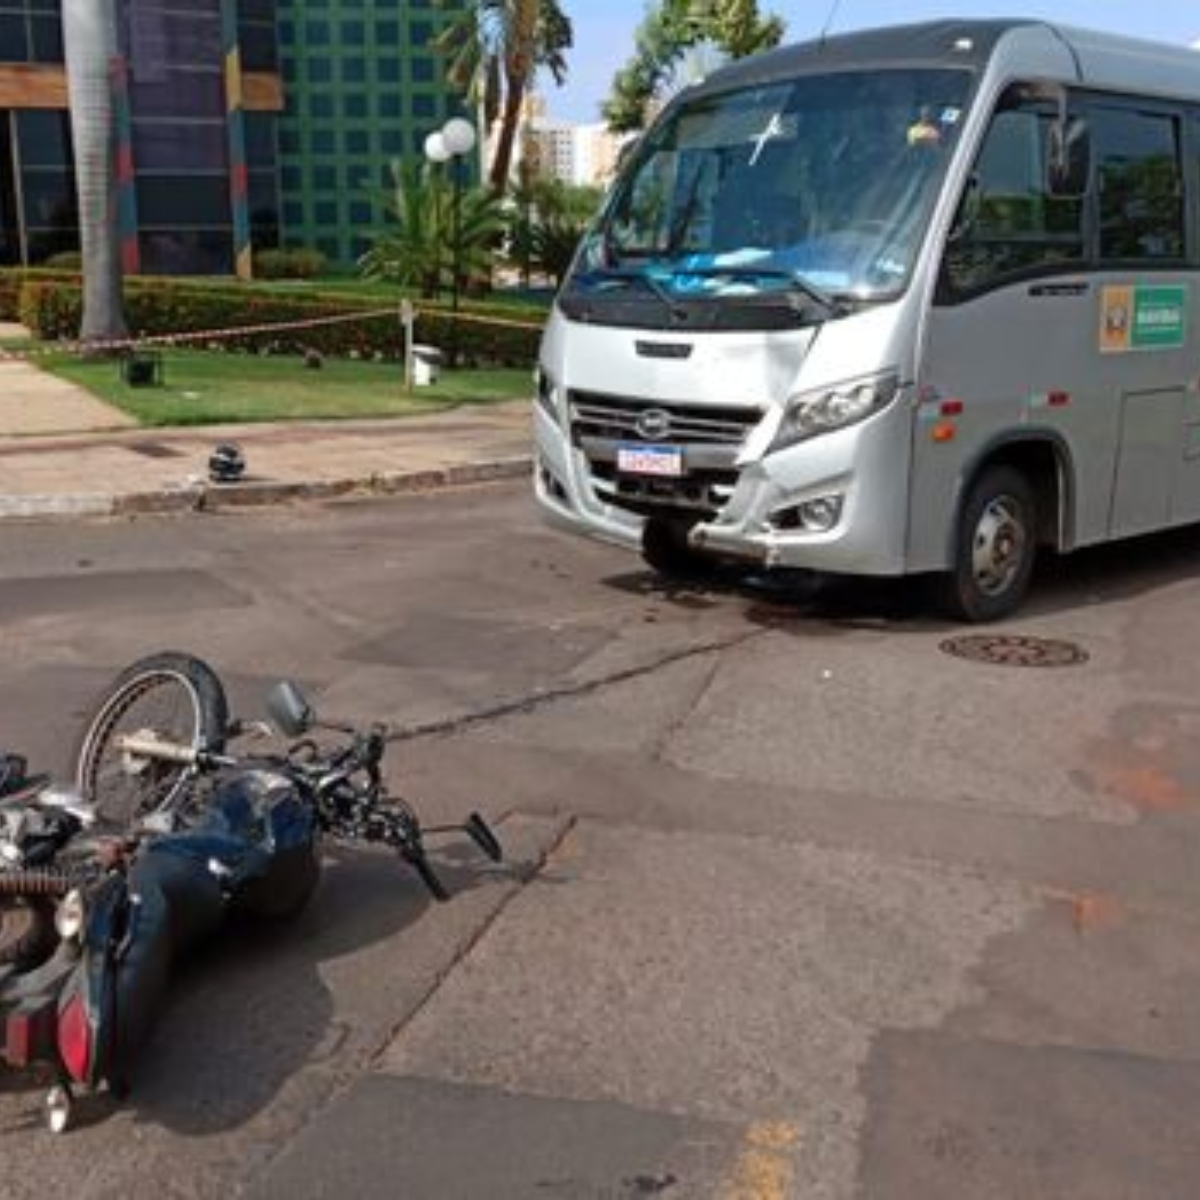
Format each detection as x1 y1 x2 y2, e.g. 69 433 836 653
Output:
43 251 83 271
253 247 328 280
16 276 542 366
0 268 79 321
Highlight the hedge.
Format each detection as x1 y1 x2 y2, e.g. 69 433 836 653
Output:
14 276 544 367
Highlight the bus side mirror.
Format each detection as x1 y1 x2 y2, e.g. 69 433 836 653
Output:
1048 116 1090 197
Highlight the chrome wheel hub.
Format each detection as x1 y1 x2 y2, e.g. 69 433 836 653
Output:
971 496 1026 598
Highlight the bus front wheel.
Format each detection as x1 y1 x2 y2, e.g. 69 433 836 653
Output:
641 516 713 580
937 465 1037 623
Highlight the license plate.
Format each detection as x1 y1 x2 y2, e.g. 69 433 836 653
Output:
616 444 683 478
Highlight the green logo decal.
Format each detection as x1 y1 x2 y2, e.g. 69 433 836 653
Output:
1132 285 1187 349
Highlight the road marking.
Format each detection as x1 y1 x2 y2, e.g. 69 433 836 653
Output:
721 1121 800 1199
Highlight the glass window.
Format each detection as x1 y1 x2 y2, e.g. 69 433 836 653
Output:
344 94 367 118
313 165 337 190
412 58 434 84
244 114 277 169
29 14 61 62
140 229 233 275
378 58 400 83
239 22 277 72
941 99 1085 297
311 129 335 154
309 94 333 118
1094 107 1183 262
349 200 372 224
379 93 401 118
16 110 72 168
133 121 227 170
0 14 29 62
340 20 365 44
137 175 231 228
315 200 338 225
304 20 329 46
345 129 369 154
410 21 432 46
376 20 398 43
341 58 365 83
412 94 435 118
0 114 20 265
308 57 331 83
20 170 75 230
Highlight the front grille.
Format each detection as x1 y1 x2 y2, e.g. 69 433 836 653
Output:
569 391 759 447
568 390 761 518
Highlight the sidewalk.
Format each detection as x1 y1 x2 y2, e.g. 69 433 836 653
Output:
0 401 533 522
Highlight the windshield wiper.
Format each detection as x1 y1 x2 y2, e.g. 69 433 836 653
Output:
588 267 683 315
671 266 848 318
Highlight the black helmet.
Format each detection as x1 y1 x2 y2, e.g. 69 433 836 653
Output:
208 442 246 483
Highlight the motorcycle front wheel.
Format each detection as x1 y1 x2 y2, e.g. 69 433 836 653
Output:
74 652 229 829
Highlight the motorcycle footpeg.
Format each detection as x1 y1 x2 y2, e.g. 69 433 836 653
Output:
465 813 502 863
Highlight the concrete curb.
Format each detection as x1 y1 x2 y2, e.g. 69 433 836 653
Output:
0 455 532 524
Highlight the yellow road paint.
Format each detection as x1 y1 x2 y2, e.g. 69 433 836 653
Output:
721 1121 801 1199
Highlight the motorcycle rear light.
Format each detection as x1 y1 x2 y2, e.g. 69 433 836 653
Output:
57 994 92 1084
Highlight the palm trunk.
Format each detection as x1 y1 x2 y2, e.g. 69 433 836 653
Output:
488 72 528 193
62 0 128 346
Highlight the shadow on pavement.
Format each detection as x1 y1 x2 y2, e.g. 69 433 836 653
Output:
602 522 1200 632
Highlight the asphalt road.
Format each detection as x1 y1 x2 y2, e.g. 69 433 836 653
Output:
2 482 1200 1198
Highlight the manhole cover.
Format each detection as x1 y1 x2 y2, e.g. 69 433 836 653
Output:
939 634 1089 668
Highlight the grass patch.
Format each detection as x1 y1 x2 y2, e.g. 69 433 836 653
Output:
40 348 532 427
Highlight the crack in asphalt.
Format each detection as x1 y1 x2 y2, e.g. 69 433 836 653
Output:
243 812 579 1191
386 628 768 745
649 651 725 766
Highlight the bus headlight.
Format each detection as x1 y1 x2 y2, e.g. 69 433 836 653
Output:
772 372 900 451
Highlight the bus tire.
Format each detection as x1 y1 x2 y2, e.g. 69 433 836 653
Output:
937 465 1037 623
640 516 711 580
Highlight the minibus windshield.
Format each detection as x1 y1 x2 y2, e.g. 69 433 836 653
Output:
573 67 972 303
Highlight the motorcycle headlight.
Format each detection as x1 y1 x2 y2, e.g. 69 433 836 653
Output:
55 888 86 941
771 372 901 452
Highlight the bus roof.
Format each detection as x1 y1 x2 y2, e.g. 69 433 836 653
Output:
689 19 1200 103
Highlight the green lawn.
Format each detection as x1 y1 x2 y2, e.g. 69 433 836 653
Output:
41 348 533 427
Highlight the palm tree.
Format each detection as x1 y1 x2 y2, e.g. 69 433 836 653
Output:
436 0 573 193
360 160 506 299
61 0 128 346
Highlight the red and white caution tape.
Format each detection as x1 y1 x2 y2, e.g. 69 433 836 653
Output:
0 303 544 362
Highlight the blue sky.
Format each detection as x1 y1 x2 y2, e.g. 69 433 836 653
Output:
547 1 1200 121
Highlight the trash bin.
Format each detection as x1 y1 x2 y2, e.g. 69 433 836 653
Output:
412 344 443 387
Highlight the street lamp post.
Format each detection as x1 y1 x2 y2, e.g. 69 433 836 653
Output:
425 117 477 368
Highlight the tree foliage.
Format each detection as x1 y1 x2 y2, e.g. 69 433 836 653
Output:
436 0 573 192
504 179 602 285
360 160 506 299
604 0 785 133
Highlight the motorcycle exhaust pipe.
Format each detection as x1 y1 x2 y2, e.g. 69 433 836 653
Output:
114 734 198 766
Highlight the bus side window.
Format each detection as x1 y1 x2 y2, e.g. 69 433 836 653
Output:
1093 107 1183 263
941 100 1085 299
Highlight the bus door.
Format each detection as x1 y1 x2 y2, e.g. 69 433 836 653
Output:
914 88 1101 569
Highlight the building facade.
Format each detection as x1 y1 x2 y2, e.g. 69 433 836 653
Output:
0 0 466 274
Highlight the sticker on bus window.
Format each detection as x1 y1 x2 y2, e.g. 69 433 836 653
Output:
1100 284 1187 354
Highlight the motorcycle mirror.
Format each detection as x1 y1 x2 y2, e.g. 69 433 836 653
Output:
266 681 315 738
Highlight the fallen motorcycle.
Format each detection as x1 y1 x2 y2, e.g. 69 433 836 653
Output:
0 661 502 1132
